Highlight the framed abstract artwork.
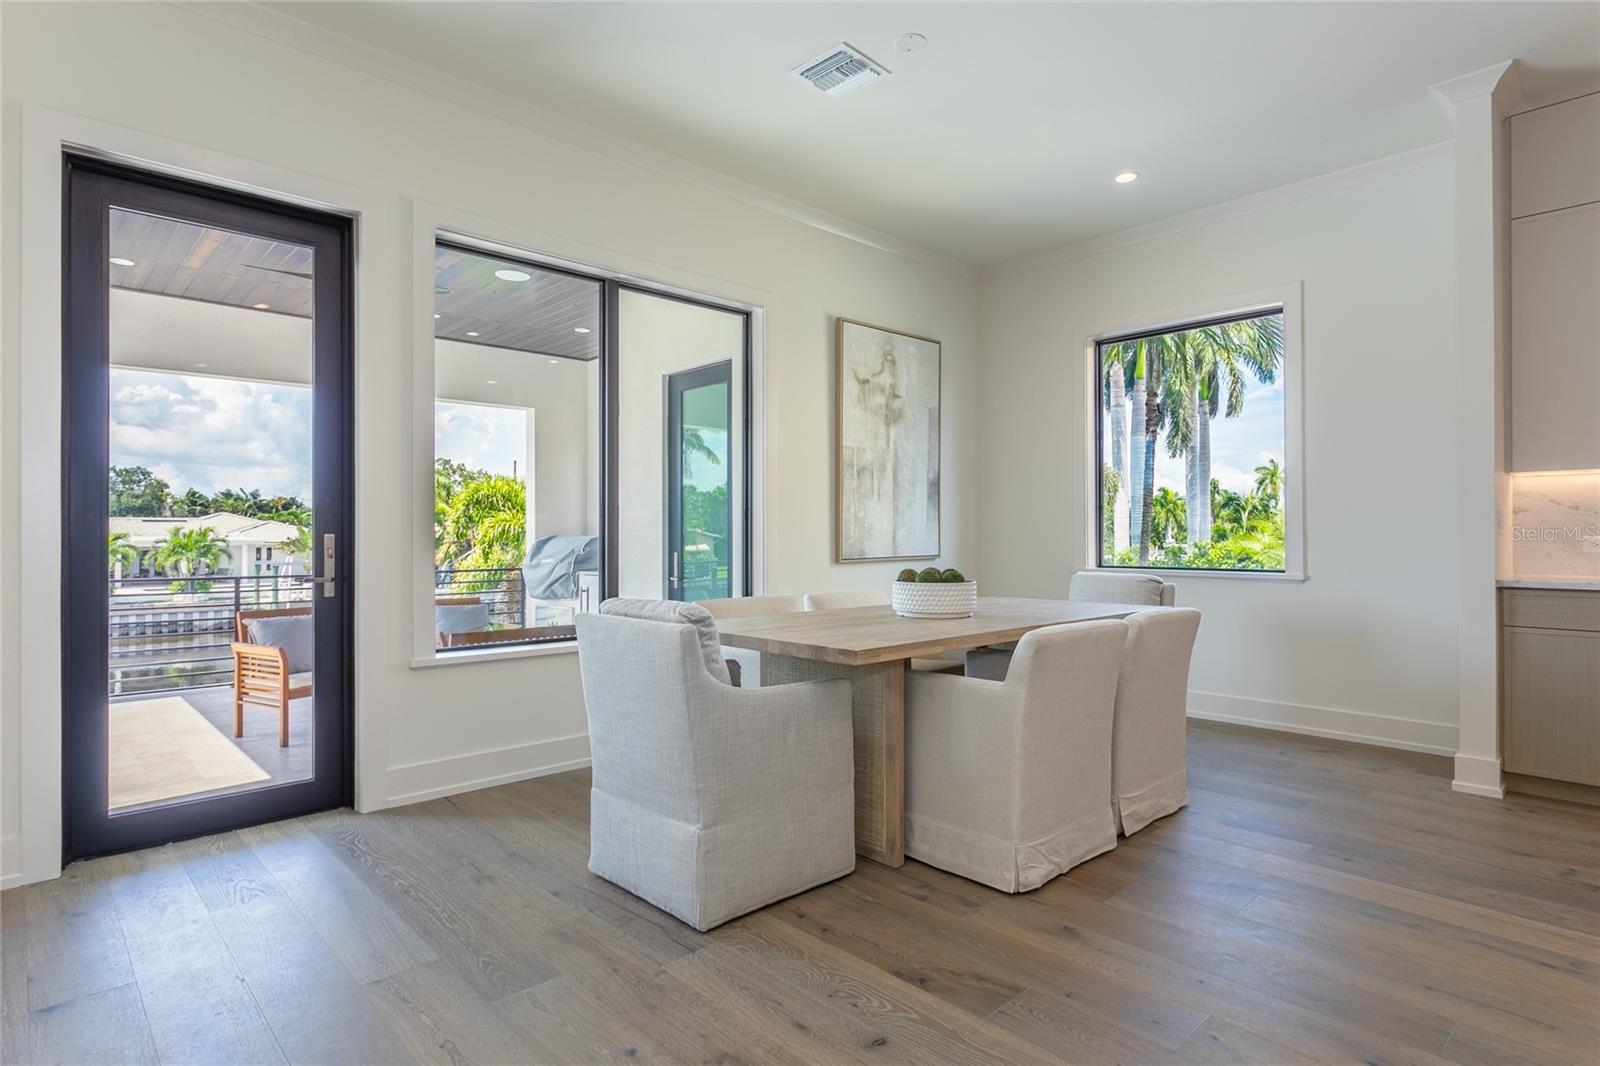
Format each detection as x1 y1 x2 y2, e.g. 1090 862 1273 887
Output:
835 318 941 562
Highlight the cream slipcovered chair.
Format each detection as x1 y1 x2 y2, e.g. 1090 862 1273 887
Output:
700 594 806 687
576 598 855 931
1110 608 1202 835
903 619 1128 893
966 570 1176 677
804 589 966 673
1069 570 1177 606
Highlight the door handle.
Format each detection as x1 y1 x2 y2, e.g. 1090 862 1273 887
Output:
669 550 680 590
310 532 336 598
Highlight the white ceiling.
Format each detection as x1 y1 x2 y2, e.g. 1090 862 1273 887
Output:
269 2 1600 266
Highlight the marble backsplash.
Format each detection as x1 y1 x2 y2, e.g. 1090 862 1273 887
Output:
1511 472 1600 579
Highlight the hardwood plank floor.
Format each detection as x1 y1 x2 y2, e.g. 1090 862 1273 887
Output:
3 721 1597 1065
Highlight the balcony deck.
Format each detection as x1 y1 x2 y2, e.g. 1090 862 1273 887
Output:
108 685 312 812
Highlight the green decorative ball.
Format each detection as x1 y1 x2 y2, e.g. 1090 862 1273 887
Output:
916 566 943 583
940 568 966 583
896 568 919 583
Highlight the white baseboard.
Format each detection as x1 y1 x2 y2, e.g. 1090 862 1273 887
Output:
1451 753 1506 798
1187 690 1458 757
383 733 591 808
0 835 19 891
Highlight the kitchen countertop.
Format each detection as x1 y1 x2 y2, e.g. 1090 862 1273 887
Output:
1498 578 1600 591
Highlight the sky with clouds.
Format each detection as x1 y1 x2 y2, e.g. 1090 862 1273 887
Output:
435 401 528 478
111 369 315 500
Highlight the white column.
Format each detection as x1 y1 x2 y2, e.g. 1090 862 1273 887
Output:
1432 62 1521 798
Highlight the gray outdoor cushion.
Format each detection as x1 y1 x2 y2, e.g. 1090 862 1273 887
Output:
244 614 314 674
599 597 732 685
436 602 492 635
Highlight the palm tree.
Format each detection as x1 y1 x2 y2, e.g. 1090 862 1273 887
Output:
440 474 526 576
1150 487 1187 549
151 526 231 587
1100 345 1130 552
1160 317 1282 544
107 532 138 579
1253 458 1283 513
1229 513 1287 570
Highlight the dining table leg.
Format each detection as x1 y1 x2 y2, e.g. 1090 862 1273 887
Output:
761 653 905 867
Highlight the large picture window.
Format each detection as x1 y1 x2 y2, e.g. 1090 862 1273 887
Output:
427 237 752 655
1095 307 1289 573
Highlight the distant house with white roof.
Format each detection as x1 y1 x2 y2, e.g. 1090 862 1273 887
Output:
110 512 307 579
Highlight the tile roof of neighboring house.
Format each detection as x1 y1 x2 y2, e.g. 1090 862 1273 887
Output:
110 512 303 544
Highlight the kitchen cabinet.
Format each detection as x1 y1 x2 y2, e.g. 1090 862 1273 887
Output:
1501 589 1600 788
1509 203 1600 472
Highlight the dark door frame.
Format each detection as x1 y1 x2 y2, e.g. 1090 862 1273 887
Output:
62 154 354 863
663 360 734 601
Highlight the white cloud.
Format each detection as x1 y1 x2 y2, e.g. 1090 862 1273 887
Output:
110 369 313 499
1211 464 1256 494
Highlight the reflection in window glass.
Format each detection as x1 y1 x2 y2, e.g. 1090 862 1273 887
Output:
433 244 602 651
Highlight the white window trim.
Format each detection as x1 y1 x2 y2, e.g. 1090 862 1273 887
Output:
409 202 768 667
1078 282 1306 582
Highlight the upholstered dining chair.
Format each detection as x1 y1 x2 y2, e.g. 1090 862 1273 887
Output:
966 569 1177 676
1110 608 1202 835
804 589 966 672
903 619 1128 893
576 598 855 931
1068 570 1177 606
700 594 806 686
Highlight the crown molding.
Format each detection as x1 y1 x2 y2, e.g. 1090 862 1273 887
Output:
1431 60 1523 126
980 140 1453 284
171 2 977 279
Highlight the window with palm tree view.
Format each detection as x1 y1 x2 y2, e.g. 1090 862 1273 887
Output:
1097 309 1286 572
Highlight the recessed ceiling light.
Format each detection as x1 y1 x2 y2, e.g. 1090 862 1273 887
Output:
1115 171 1140 184
252 303 271 310
485 379 497 385
193 362 208 369
433 313 441 319
894 33 927 53
548 359 560 365
494 268 532 282
573 327 591 334
109 257 136 267
465 331 480 337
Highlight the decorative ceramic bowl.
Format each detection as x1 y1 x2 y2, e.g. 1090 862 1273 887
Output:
891 580 978 619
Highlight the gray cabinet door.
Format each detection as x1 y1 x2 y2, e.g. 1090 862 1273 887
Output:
1502 626 1600 786
1510 202 1600 472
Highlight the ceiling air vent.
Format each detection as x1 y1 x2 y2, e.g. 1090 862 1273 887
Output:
791 43 887 96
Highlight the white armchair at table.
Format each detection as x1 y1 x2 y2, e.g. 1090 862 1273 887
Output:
1111 608 1202 835
903 619 1128 893
576 597 855 931
701 594 806 687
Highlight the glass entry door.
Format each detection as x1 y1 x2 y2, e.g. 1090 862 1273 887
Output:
665 362 733 602
62 156 353 862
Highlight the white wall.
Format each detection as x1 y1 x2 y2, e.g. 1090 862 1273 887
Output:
435 339 597 539
976 161 1462 753
0 2 979 885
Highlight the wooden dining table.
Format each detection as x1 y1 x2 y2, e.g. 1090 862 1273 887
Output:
714 596 1149 867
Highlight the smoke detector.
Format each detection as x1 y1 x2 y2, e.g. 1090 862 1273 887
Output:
791 43 888 96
